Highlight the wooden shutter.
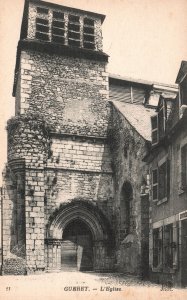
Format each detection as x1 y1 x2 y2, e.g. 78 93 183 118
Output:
151 115 158 146
167 159 170 198
152 168 158 201
158 105 164 139
158 161 167 200
181 144 187 188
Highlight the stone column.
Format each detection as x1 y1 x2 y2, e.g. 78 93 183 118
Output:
2 159 26 275
25 166 45 274
45 239 62 271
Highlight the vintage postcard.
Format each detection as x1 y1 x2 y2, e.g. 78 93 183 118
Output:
0 0 187 299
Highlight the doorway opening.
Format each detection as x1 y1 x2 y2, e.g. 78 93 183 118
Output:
61 219 93 271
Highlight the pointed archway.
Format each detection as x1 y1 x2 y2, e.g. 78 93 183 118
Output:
45 200 114 272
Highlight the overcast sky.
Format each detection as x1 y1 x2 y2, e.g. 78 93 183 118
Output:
0 0 187 183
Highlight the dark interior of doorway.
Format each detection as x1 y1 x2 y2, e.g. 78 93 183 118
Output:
61 219 93 271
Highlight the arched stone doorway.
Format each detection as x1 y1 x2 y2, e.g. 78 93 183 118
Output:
61 219 93 271
45 200 115 272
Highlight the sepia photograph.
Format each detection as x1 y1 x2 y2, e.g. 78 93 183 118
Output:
0 0 187 299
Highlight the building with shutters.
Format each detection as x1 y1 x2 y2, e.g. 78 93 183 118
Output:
144 61 187 287
0 0 179 280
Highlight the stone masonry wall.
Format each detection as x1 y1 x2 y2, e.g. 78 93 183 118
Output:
110 103 149 275
44 136 113 224
3 114 52 273
47 137 111 172
15 50 110 137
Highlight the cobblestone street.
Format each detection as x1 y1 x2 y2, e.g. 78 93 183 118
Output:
0 271 187 300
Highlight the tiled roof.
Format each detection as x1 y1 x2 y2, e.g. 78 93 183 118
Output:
112 100 156 141
110 73 178 89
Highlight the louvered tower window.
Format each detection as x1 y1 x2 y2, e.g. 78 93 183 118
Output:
83 18 95 50
35 7 96 50
35 7 49 41
52 11 65 44
68 14 81 47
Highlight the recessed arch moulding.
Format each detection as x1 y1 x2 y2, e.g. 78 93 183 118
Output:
45 200 115 272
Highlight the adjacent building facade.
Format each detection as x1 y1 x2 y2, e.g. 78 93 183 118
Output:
145 61 187 287
1 0 186 288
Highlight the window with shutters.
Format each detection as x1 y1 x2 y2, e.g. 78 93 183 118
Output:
181 144 187 189
151 115 158 146
152 159 170 204
153 228 162 268
152 224 176 271
151 100 167 146
163 224 173 269
158 159 170 203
